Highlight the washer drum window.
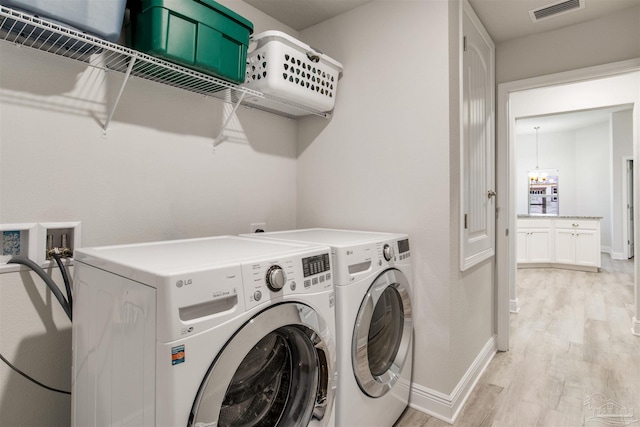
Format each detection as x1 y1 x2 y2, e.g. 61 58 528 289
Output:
189 303 335 427
352 269 412 398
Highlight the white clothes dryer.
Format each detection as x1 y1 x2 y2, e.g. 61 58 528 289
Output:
72 235 337 427
242 229 413 427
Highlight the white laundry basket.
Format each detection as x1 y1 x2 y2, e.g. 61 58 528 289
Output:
243 31 343 115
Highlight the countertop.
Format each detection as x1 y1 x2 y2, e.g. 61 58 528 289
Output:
517 215 603 220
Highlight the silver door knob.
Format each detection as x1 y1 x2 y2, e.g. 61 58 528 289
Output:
487 190 496 199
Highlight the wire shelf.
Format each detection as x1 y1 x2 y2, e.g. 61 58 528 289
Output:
0 6 330 127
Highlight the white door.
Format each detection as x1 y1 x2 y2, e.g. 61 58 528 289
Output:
460 3 495 271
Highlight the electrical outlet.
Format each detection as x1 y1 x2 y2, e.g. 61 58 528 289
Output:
250 223 266 233
37 221 81 266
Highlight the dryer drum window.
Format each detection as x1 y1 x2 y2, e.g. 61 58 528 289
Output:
367 289 404 377
190 303 334 427
353 269 413 398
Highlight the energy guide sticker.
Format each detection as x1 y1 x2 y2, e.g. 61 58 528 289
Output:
171 345 185 365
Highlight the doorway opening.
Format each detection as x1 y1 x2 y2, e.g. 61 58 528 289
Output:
496 60 640 350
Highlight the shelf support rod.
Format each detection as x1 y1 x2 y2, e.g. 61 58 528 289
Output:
102 54 137 136
213 90 247 147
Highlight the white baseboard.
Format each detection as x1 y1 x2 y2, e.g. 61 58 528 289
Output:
408 335 497 423
610 251 628 260
633 317 640 336
509 298 520 313
603 247 630 260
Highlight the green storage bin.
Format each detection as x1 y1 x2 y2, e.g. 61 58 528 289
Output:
129 0 253 83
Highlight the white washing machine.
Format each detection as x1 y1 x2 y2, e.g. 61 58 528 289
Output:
242 229 413 427
71 235 337 427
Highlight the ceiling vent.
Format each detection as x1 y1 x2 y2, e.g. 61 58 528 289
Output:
529 0 585 22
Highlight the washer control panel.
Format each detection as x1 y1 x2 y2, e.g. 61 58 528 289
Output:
242 249 333 310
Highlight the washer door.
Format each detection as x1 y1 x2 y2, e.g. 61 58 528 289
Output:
189 303 335 427
352 268 412 398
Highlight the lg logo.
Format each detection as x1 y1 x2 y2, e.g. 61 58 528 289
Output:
176 279 193 288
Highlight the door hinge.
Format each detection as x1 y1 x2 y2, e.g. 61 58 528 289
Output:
463 36 467 52
506 228 509 236
464 213 468 229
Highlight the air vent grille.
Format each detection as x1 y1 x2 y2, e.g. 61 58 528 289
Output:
530 0 584 21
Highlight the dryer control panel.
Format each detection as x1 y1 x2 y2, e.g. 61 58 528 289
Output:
332 238 411 285
397 238 411 260
376 238 411 263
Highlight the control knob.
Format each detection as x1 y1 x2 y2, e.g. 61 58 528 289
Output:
266 265 286 291
383 244 395 261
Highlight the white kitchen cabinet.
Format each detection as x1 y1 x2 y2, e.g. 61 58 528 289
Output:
517 229 553 264
554 228 576 264
516 219 553 264
554 219 601 269
517 217 601 271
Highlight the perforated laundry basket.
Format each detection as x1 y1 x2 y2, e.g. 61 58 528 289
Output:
243 31 343 114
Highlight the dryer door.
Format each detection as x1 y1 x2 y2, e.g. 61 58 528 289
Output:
352 268 412 398
189 303 335 427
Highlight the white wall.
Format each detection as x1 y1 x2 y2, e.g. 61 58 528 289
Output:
516 122 614 249
297 0 453 394
516 130 577 214
510 74 640 120
0 3 300 425
496 5 640 83
611 109 634 258
298 0 496 419
576 122 613 247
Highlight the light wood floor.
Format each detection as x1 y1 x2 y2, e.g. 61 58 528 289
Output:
395 255 640 427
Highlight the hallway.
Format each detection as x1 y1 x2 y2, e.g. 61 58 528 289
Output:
395 255 639 426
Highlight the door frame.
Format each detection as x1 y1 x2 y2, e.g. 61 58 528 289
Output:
623 156 634 259
496 58 640 350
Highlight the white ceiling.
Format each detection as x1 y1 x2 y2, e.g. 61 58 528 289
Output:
242 0 640 42
242 0 372 31
468 0 640 42
516 105 633 135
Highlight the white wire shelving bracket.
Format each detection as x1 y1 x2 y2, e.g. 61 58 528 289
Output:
0 6 329 140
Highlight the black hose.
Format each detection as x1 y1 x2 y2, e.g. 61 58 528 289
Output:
51 252 72 316
7 256 72 321
0 353 71 395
